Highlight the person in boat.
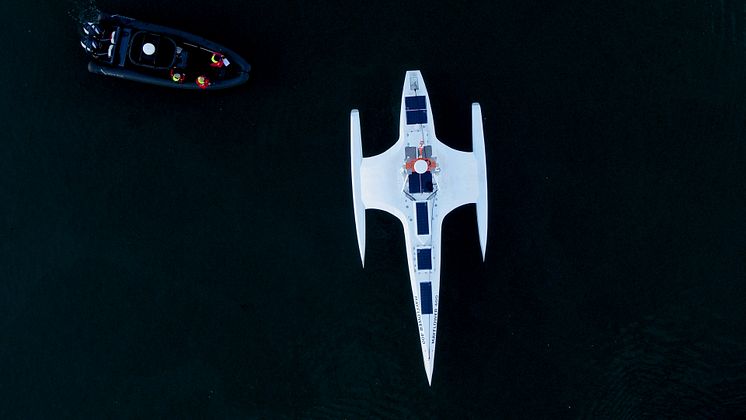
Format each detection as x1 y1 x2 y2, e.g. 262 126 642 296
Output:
210 52 225 68
170 69 185 84
196 75 211 89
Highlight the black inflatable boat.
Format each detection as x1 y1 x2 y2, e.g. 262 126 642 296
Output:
80 13 250 90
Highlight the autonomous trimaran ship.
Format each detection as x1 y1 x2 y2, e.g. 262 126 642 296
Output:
351 70 488 384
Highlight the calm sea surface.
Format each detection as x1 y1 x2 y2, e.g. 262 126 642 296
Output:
1 0 745 418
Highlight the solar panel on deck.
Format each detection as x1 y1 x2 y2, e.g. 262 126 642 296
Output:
421 171 433 192
406 110 428 125
417 248 432 270
420 282 433 314
408 173 421 193
416 202 429 235
405 96 427 110
409 172 434 194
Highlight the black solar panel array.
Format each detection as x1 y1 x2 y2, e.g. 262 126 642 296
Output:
417 248 432 270
420 282 433 314
416 202 429 235
405 96 428 125
408 172 433 194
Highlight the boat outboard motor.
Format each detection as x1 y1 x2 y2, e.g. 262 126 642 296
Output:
80 37 109 57
80 37 99 53
82 22 104 37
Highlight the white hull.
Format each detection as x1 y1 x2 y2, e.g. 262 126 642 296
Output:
351 71 487 384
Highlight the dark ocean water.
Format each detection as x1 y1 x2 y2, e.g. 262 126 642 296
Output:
1 0 745 418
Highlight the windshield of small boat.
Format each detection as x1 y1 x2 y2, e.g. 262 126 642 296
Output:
128 31 176 69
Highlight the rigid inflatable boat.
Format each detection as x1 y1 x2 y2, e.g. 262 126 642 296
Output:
80 13 250 90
